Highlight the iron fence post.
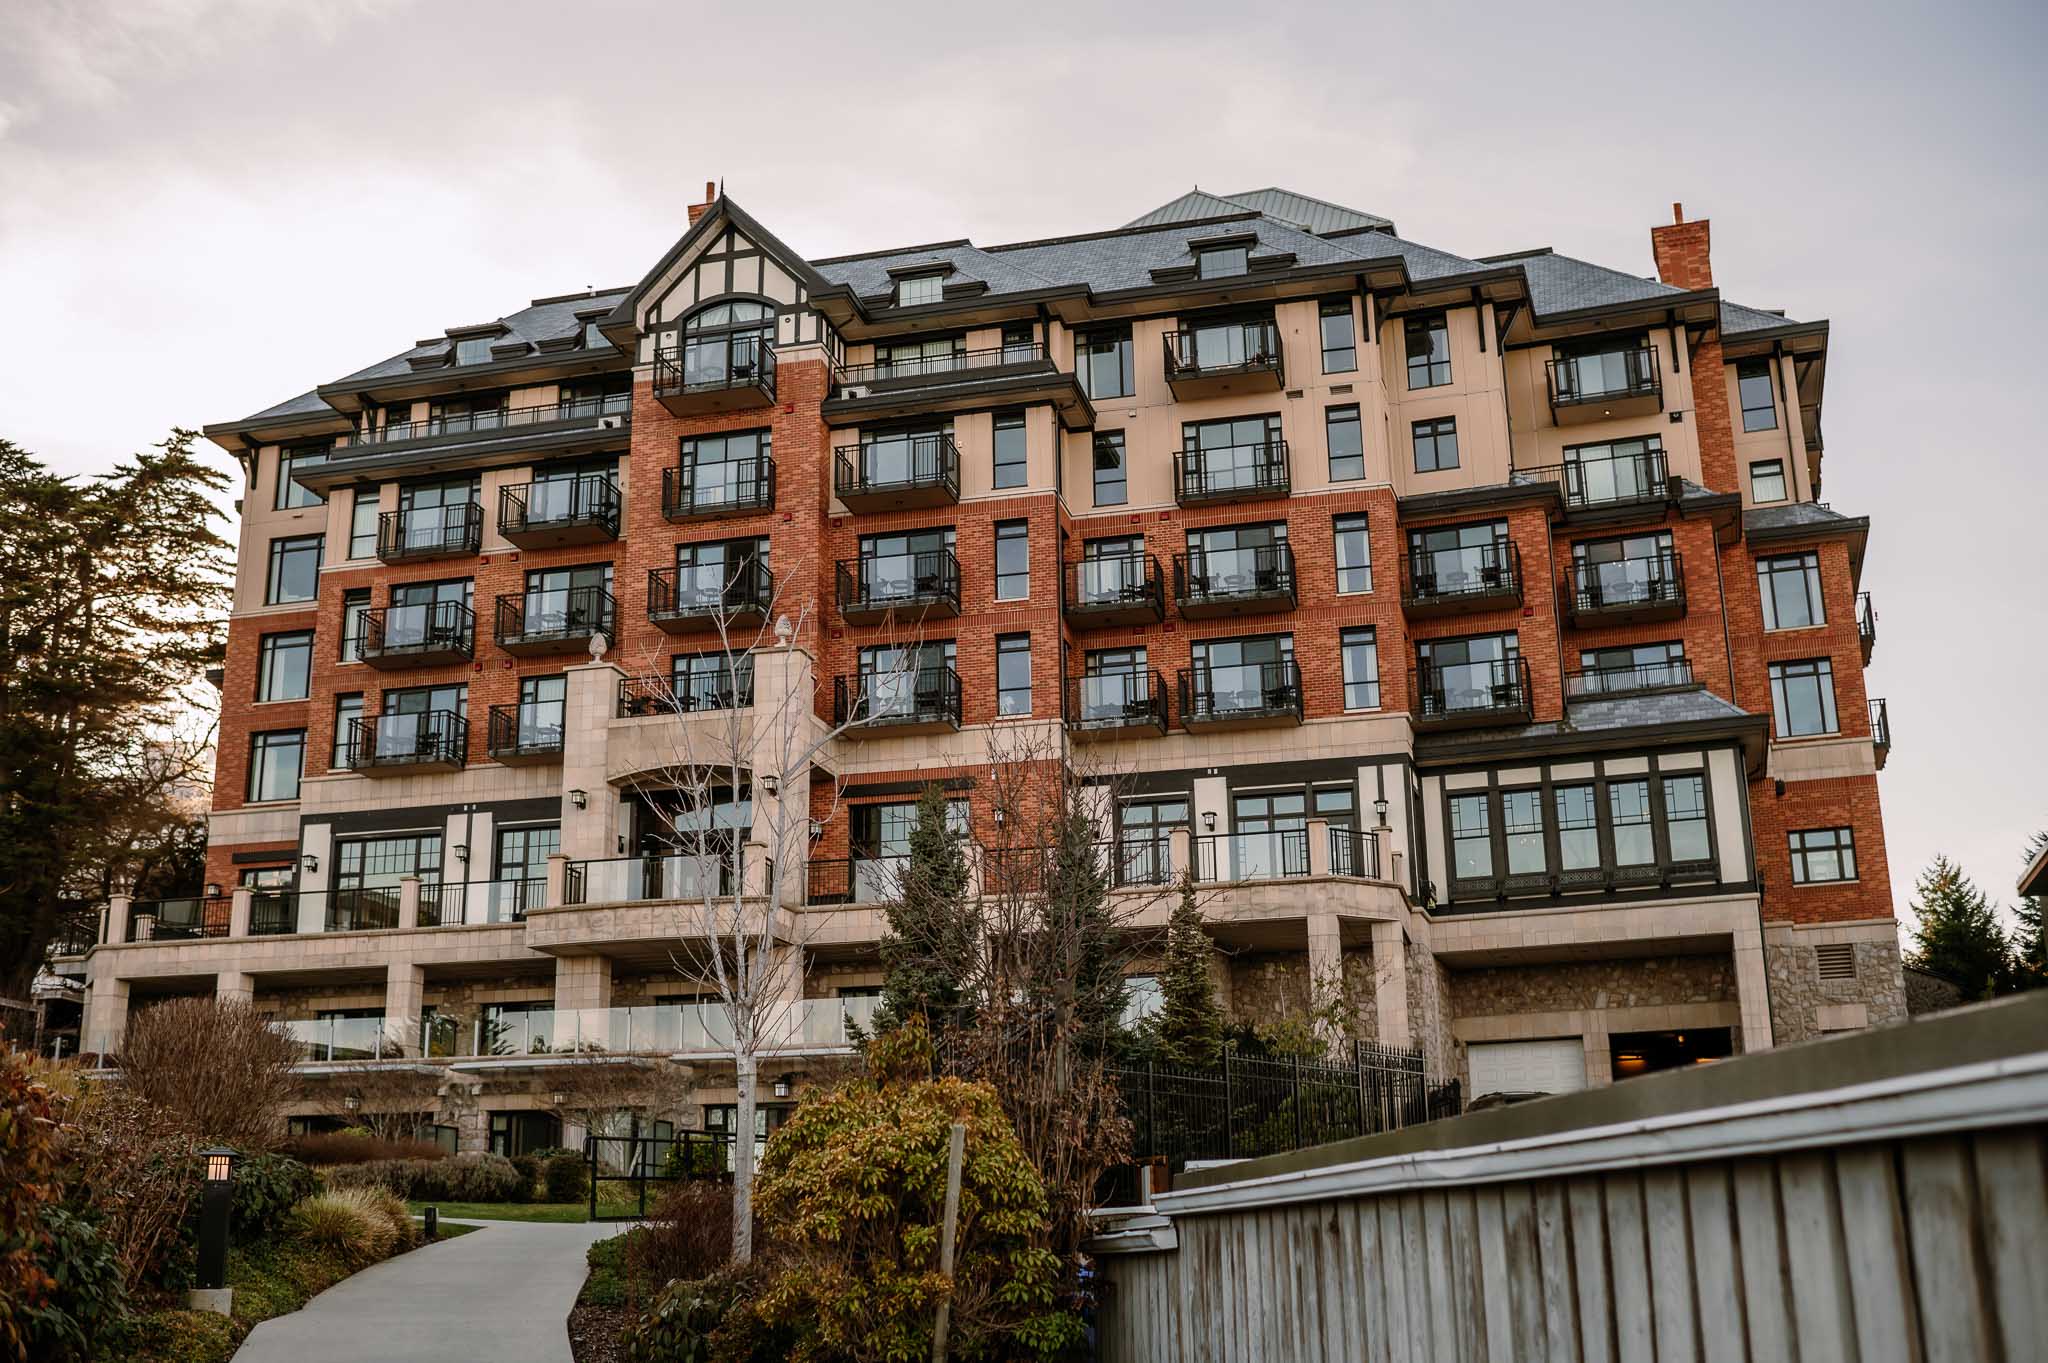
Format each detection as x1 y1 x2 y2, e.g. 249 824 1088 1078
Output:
1293 1054 1304 1151
1146 1060 1157 1166
1355 1038 1367 1135
1223 1050 1235 1159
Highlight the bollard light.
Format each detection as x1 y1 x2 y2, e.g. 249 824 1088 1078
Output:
196 1146 239 1293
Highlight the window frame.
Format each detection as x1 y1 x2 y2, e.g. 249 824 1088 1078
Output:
1405 313 1452 389
1340 626 1381 711
1091 430 1127 507
255 630 314 702
247 729 305 804
894 272 946 307
1757 552 1825 630
275 445 328 510
1412 416 1459 473
348 486 382 559
265 534 323 605
992 409 1028 489
1325 403 1365 482
995 633 1033 717
1749 459 1788 503
993 520 1029 602
332 694 363 768
1319 299 1358 374
1738 358 1778 432
1333 513 1373 594
1075 328 1135 400
1789 827 1858 884
1768 657 1840 738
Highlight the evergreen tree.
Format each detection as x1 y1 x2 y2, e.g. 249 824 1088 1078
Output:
1154 870 1224 1067
2011 831 2048 991
1035 806 1124 1050
1907 855 2012 999
877 784 974 1030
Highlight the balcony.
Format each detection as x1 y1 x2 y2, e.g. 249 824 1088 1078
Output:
281 1013 400 1061
419 998 871 1058
1163 320 1284 398
1869 697 1891 769
1172 441 1291 507
487 700 565 764
1063 553 1165 628
1066 670 1169 741
344 710 468 776
494 586 615 656
663 455 776 522
1411 658 1534 730
652 334 776 415
647 561 773 634
1858 591 1878 663
833 667 963 736
1564 658 1697 701
358 602 474 669
1174 544 1297 619
1519 448 1673 520
1178 659 1303 732
323 889 403 934
1195 830 1308 883
341 393 630 453
826 342 1095 431
497 474 620 548
1402 542 1523 618
832 435 961 512
134 896 230 941
617 668 754 718
1563 553 1686 625
376 504 482 563
835 549 961 625
1545 345 1663 424
565 850 740 905
248 890 298 936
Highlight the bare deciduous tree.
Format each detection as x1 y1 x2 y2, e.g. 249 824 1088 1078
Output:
119 996 300 1150
305 1062 447 1143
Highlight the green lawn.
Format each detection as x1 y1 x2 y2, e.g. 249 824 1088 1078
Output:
405 1199 602 1223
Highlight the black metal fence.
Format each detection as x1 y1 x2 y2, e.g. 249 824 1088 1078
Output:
1105 1043 1461 1204
584 1131 736 1222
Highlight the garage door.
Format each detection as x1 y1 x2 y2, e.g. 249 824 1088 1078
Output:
1468 1039 1587 1098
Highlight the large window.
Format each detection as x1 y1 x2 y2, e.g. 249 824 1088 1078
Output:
348 487 381 559
993 410 1027 489
1555 785 1599 871
256 631 313 702
1405 314 1451 389
1320 300 1357 373
1578 641 1687 693
896 273 945 306
1188 634 1293 717
1789 827 1857 884
1412 417 1458 473
1564 435 1664 504
678 300 773 389
1333 514 1372 593
1663 775 1710 863
266 535 322 604
1075 327 1134 400
1450 794 1492 880
994 520 1029 602
1608 780 1654 867
679 430 771 512
996 634 1032 716
1769 658 1839 737
1341 627 1380 711
1092 431 1127 507
1502 790 1546 876
1749 459 1787 503
247 730 304 803
332 694 362 767
1444 763 1717 897
1738 359 1777 432
340 588 370 662
1416 632 1519 714
1326 405 1364 482
1574 530 1677 608
1757 553 1825 629
275 446 327 510
1197 246 1247 280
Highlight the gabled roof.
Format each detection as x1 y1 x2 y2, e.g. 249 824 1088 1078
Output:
601 195 833 336
1126 186 1394 236
328 288 628 388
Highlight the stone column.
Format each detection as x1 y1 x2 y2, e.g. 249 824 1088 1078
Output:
1371 919 1411 1048
229 889 253 939
398 875 421 930
1307 912 1343 1047
86 974 129 1055
554 956 613 1049
744 642 816 910
1732 920 1776 1052
215 971 255 1007
384 963 426 1058
561 660 626 862
1306 818 1331 877
545 852 570 908
1168 827 1193 885
107 894 132 945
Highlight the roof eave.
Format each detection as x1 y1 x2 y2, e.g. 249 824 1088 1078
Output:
201 408 349 454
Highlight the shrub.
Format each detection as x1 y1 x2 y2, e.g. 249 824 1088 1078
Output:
658 1139 726 1182
117 997 300 1151
230 1153 319 1241
324 1152 525 1203
283 1131 446 1167
289 1189 397 1267
508 1154 542 1202
625 1264 785 1363
52 1085 202 1296
116 1306 239 1363
0 1054 63 1360
543 1151 587 1204
355 1187 418 1251
19 1205 126 1363
630 1184 732 1290
582 1233 634 1309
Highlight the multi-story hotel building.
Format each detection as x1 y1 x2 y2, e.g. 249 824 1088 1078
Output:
61 185 1902 1150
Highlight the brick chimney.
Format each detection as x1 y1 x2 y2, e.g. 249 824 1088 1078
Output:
1650 201 1712 289
687 180 718 227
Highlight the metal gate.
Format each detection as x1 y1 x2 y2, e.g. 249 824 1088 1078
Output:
584 1130 733 1222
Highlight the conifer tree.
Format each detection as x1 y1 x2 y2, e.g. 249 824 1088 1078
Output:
877 784 974 1031
1154 870 1224 1067
1907 855 2012 999
2010 832 2047 991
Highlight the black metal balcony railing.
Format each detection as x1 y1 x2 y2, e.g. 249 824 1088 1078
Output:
47 907 102 956
565 848 741 905
345 392 630 447
1565 658 1697 699
494 586 615 650
647 560 773 626
487 700 565 760
1111 837 1175 887
836 341 1050 388
498 474 621 540
248 891 297 936
663 455 776 521
835 549 962 619
833 667 964 729
617 667 756 718
136 896 230 940
414 882 468 928
1519 447 1673 512
1404 542 1522 608
1063 553 1165 623
344 709 468 772
832 434 962 507
1172 441 1291 505
1163 321 1284 384
1178 659 1303 727
1195 829 1310 883
1546 346 1661 408
1565 553 1685 616
478 877 547 923
1066 669 1169 735
325 888 401 933
1412 658 1534 725
1869 697 1891 757
1173 544 1297 612
360 601 475 663
653 334 776 403
376 503 483 561
1857 591 1878 659
1328 827 1382 880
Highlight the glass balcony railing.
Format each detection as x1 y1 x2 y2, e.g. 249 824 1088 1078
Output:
421 998 870 1059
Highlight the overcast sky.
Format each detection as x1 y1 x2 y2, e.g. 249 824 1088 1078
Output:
2 0 2042 927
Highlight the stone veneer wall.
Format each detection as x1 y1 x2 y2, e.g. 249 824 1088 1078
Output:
1341 947 1380 1042
1226 953 1308 1031
1407 943 1454 1082
1764 938 1908 1043
1445 955 1738 1021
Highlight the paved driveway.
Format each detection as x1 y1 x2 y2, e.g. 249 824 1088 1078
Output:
235 1219 624 1363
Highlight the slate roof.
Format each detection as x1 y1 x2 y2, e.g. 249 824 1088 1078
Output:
1720 300 1799 335
1743 501 1864 535
812 242 1059 301
1126 187 1394 235
1421 686 1760 754
238 388 335 424
327 288 629 387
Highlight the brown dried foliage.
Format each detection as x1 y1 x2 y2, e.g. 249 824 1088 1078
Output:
118 996 299 1151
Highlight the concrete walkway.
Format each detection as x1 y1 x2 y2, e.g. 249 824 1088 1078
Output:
235 1219 625 1363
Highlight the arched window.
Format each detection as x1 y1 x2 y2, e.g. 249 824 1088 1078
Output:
679 300 775 390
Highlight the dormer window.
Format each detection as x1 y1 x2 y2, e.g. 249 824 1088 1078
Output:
896 273 945 307
1197 246 1248 280
582 319 611 350
453 335 497 366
